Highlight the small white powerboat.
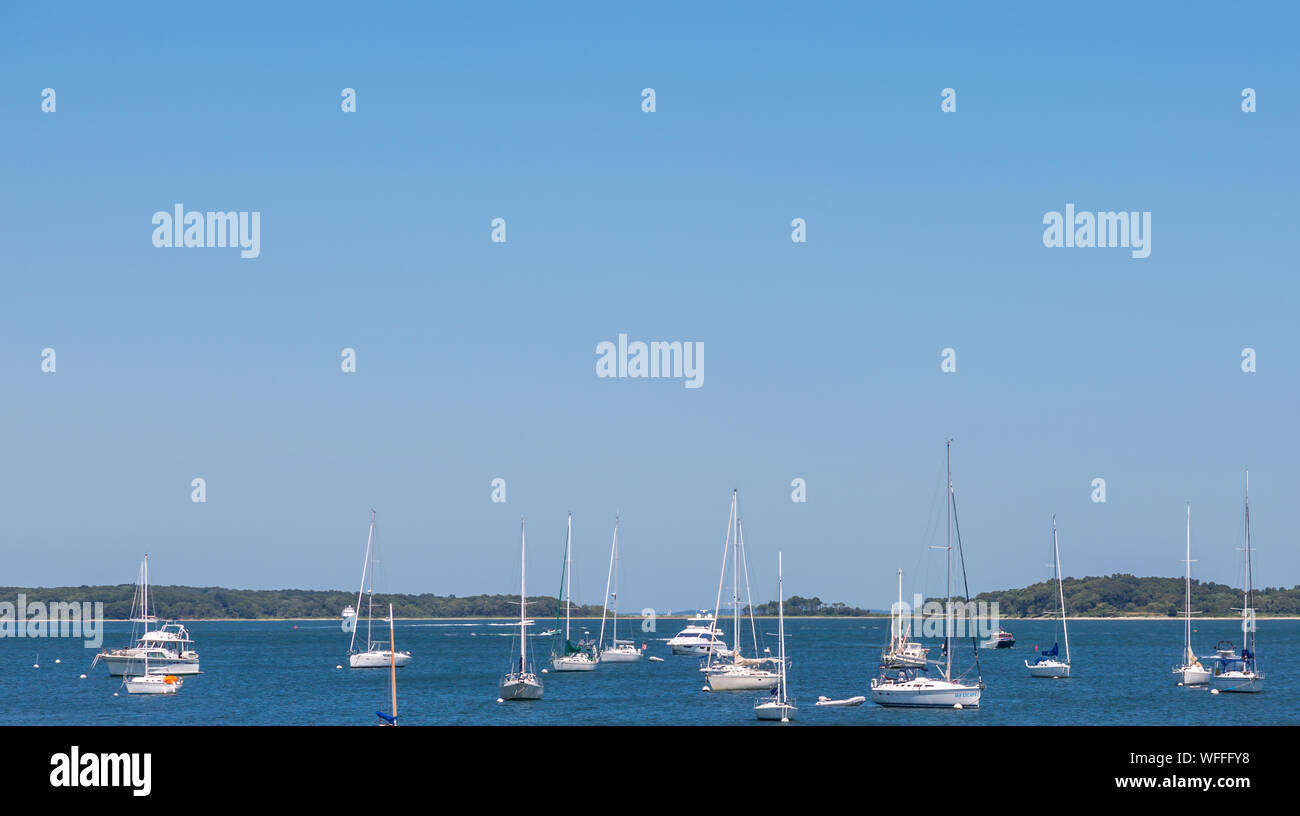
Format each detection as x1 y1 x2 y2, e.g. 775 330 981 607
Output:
815 695 866 707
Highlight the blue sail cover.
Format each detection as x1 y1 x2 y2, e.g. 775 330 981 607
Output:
1042 643 1059 657
376 711 397 725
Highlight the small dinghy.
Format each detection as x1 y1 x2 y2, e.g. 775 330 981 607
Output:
815 695 865 707
648 656 665 663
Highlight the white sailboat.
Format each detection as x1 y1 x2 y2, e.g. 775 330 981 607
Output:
702 490 780 692
598 515 642 663
500 518 544 701
93 555 201 676
1172 504 1211 686
1026 516 1071 678
122 655 183 695
871 440 983 708
881 568 929 668
550 513 597 672
348 512 413 669
754 552 796 722
1211 471 1265 693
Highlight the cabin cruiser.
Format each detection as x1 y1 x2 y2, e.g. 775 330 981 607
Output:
95 622 201 676
981 628 1015 649
666 613 732 656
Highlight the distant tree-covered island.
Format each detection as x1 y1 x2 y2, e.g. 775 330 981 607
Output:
973 574 1300 618
744 596 875 616
2 574 1297 619
0 585 603 620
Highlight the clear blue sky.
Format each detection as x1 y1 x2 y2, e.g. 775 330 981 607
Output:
2 3 1296 612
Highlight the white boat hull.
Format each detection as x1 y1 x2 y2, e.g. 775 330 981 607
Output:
815 696 866 707
669 642 729 656
350 650 412 669
1212 671 1264 693
599 647 642 663
754 700 796 721
551 655 597 672
100 654 200 677
1025 659 1071 678
1176 665 1212 686
870 679 981 708
124 676 182 695
705 668 779 691
499 674 543 700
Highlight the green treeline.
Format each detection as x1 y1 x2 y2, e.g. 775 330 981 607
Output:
0 585 602 620
744 596 873 616
3 574 1297 619
973 574 1300 617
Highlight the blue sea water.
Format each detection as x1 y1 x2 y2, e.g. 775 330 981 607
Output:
2 618 1296 725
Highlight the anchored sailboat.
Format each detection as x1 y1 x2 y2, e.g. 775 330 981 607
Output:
598 515 642 663
348 512 412 669
754 552 795 722
551 513 597 671
1211 472 1265 693
870 440 983 708
1026 516 1071 678
121 654 183 695
1172 504 1210 686
500 518 544 701
882 568 929 668
702 490 780 692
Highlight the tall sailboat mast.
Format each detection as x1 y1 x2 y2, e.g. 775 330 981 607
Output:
598 515 617 652
1053 516 1070 664
777 551 786 705
366 513 376 649
894 568 903 651
1184 504 1193 657
520 518 527 672
141 555 149 623
564 513 573 644
945 439 953 681
1243 471 1254 655
708 490 736 668
349 513 375 655
611 517 620 643
732 490 740 656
